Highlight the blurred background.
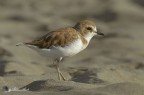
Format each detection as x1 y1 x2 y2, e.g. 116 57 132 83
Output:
0 0 144 94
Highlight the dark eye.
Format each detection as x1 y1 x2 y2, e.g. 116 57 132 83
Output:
86 27 92 31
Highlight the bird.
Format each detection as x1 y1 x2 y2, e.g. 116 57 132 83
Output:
16 20 104 81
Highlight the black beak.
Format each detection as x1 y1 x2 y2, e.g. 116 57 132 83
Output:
97 31 104 36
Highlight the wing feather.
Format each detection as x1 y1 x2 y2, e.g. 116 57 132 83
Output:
24 27 79 49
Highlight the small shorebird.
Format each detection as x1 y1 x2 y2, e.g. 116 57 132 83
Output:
16 20 104 80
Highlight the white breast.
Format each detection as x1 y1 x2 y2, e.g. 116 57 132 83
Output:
55 38 87 57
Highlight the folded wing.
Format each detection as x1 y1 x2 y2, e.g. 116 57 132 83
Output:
24 27 79 49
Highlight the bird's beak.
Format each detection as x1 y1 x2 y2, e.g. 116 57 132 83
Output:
97 31 104 36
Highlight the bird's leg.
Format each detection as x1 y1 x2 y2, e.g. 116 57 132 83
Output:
56 61 62 80
54 59 61 80
59 70 66 81
54 57 66 81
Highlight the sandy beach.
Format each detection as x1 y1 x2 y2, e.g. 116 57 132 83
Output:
0 0 144 95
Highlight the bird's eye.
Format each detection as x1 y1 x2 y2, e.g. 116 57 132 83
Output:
86 27 92 31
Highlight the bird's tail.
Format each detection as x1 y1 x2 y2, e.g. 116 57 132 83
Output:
16 43 25 46
16 42 39 51
16 42 37 48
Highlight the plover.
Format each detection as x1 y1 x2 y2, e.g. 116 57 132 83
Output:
16 20 104 80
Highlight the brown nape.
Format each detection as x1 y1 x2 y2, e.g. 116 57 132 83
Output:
25 27 81 49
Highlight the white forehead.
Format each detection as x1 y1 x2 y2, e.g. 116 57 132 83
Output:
89 25 97 31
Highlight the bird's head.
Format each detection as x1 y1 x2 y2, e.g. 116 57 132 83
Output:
74 20 104 41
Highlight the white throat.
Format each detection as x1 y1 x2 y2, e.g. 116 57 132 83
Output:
84 33 95 43
84 26 97 42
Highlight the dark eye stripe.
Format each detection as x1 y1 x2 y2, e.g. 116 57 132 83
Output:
86 27 92 30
